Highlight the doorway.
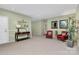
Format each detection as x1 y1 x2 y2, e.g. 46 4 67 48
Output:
0 16 9 44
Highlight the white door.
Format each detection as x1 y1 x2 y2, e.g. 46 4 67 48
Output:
0 16 9 44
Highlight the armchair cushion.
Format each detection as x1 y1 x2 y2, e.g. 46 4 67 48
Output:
46 30 53 39
62 33 66 36
57 31 68 41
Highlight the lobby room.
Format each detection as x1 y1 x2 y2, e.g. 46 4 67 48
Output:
0 4 79 55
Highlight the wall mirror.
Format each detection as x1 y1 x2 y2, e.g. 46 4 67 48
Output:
51 21 58 29
59 20 68 29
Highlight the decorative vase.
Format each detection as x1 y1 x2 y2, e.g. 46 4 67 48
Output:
67 40 74 48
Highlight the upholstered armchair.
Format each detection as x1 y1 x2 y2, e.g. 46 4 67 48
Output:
57 31 68 41
46 30 53 39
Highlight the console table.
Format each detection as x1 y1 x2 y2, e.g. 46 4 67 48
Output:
15 32 30 41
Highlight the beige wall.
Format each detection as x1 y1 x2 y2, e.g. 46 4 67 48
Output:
32 20 47 36
47 14 75 36
0 8 32 42
75 5 79 46
32 14 75 37
32 20 42 36
41 20 47 35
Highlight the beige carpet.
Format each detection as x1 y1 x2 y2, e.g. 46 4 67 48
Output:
0 36 78 55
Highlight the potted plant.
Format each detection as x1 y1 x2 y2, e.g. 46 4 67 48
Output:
67 17 75 48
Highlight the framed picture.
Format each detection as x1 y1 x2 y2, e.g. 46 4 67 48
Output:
51 21 58 29
59 20 68 29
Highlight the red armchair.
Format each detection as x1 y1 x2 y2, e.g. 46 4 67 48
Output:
46 30 53 39
57 31 68 41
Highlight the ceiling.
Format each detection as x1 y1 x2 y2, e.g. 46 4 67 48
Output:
0 4 77 20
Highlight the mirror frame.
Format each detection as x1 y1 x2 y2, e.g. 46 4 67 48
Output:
59 20 68 29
